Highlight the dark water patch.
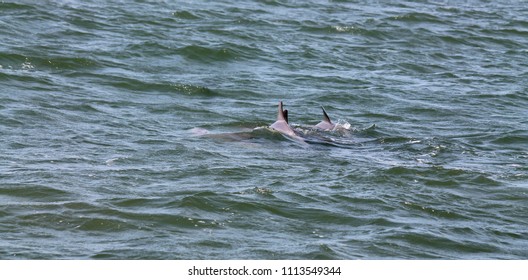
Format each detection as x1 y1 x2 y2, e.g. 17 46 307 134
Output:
305 244 340 260
0 53 102 73
96 74 217 96
179 191 226 212
389 12 448 25
65 13 114 32
472 91 528 107
16 212 82 231
193 240 232 249
156 214 224 230
490 132 528 146
91 253 117 259
329 194 386 207
63 202 101 211
264 204 362 226
168 83 218 97
0 184 72 201
470 175 502 187
0 53 33 69
176 45 242 63
279 190 319 204
172 10 201 20
46 56 100 71
75 205 222 231
124 41 173 57
395 62 447 74
402 201 470 220
204 34 269 58
381 165 500 189
0 2 36 11
0 116 25 128
365 217 403 228
59 103 102 115
404 106 457 119
437 34 475 46
109 198 168 209
91 246 183 260
493 26 528 39
74 217 135 232
423 178 460 188
0 57 42 79
213 166 255 180
388 231 498 258
467 34 526 49
490 229 527 240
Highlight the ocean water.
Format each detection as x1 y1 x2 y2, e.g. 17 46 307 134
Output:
1 0 527 259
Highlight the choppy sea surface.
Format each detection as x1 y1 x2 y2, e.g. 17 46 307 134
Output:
1 0 527 259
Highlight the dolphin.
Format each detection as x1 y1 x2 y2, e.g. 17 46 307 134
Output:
192 102 340 145
314 106 335 130
269 101 304 140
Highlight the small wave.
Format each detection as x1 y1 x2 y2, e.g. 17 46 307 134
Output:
301 24 368 34
74 217 134 232
299 23 390 40
98 74 216 96
176 45 240 63
389 12 447 25
0 51 100 72
171 83 217 96
172 10 200 20
49 56 100 70
402 201 470 220
386 231 499 258
0 184 72 201
1 2 35 10
490 131 528 146
123 41 172 56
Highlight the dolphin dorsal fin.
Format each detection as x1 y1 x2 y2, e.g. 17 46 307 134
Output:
277 101 290 123
277 101 286 121
321 106 332 124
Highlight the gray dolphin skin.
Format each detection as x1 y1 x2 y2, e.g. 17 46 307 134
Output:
195 102 338 144
269 101 298 138
315 106 335 130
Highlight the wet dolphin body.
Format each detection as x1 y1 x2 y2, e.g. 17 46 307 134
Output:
270 101 297 137
193 101 301 142
314 106 335 131
193 102 339 145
